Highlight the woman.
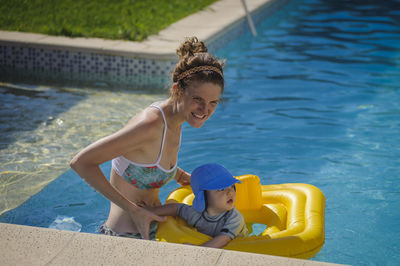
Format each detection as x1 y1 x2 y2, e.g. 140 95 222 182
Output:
70 37 225 240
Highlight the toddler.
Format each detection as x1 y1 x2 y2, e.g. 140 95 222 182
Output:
149 163 248 248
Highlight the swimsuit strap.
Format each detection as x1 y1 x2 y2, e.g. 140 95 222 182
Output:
150 104 167 165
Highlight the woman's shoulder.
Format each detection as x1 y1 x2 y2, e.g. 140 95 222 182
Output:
103 105 166 152
126 105 165 135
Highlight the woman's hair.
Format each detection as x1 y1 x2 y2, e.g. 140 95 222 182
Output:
170 37 225 100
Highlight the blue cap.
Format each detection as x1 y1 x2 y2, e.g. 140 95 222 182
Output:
191 163 241 212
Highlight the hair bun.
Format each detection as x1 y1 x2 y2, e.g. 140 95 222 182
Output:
176 37 208 60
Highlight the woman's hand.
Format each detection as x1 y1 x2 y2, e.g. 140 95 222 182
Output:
128 205 167 240
175 168 191 186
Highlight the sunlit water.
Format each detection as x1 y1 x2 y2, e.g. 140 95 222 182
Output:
0 83 164 214
1 0 400 265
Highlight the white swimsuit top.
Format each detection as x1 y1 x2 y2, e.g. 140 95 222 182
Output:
112 104 181 189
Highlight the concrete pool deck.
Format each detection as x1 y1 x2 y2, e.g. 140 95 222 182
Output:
0 0 343 265
0 223 342 266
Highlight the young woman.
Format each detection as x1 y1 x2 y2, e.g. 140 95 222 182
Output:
70 37 225 240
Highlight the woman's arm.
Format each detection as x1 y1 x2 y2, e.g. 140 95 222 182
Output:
174 167 191 186
70 112 166 239
200 235 232 249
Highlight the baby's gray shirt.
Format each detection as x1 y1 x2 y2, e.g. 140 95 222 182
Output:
177 204 248 239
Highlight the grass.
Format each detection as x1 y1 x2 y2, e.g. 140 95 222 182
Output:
0 0 218 41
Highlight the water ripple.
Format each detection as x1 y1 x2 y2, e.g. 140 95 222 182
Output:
255 97 316 101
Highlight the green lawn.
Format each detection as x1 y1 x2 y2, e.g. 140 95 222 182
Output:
0 0 218 41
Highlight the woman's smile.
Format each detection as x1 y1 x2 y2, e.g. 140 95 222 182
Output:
181 82 221 128
192 112 206 120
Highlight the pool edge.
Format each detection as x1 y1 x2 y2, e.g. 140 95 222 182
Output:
0 0 279 58
0 223 345 266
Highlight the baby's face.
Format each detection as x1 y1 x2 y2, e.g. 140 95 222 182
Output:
206 185 236 213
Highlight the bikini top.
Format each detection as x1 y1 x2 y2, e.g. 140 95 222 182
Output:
112 104 180 190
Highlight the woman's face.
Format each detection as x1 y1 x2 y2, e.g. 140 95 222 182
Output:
179 82 222 128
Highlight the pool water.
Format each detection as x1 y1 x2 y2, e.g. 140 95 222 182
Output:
1 0 400 265
0 83 164 215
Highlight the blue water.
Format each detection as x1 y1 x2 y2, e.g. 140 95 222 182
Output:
2 0 400 265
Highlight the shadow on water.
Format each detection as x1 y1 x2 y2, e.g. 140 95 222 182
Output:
0 78 169 215
0 79 170 151
0 83 87 151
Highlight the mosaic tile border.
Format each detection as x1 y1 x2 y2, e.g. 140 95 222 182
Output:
0 0 288 90
0 46 176 89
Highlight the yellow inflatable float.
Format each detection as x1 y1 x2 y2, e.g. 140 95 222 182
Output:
156 174 325 259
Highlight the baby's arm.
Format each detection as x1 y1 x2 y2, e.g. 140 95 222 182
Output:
146 203 180 217
200 235 232 249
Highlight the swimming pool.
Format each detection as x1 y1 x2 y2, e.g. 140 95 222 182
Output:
1 0 400 265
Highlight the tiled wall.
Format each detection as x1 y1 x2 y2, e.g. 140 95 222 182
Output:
0 45 176 89
0 0 286 89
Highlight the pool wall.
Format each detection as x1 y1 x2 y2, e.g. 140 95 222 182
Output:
0 0 287 89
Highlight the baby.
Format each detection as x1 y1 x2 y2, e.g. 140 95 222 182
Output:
149 163 248 248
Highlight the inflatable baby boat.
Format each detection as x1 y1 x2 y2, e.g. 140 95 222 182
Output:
156 175 325 259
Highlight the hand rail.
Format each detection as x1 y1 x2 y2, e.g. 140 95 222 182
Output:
241 0 257 36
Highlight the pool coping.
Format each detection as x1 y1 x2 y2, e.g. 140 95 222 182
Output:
0 0 274 59
0 223 344 266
